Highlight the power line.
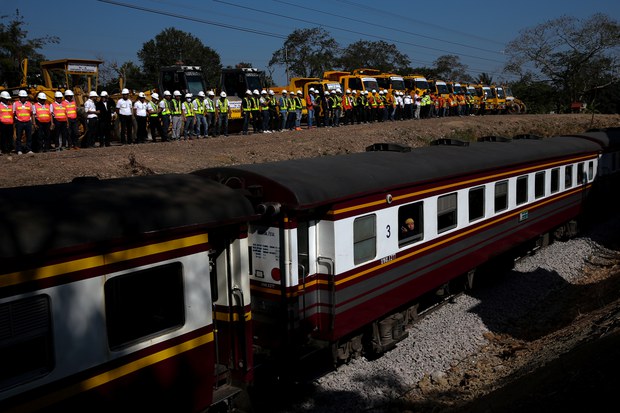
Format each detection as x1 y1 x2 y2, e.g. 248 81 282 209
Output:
97 0 287 39
213 0 508 64
274 0 506 56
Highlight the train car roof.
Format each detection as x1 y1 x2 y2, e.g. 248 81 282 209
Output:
196 136 600 210
570 127 620 151
0 174 255 258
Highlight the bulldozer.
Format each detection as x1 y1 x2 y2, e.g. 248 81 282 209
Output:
504 86 527 114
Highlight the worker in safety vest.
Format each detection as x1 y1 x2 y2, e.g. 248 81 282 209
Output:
241 89 253 135
268 90 278 132
0 91 14 154
159 90 172 141
260 90 271 133
215 91 230 137
13 90 34 154
251 89 261 133
147 93 164 142
306 88 316 129
62 90 79 150
278 90 288 132
205 91 216 137
193 91 207 138
342 89 353 125
182 93 195 140
33 92 52 152
294 90 303 131
170 90 183 140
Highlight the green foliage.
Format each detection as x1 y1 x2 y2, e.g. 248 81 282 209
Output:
269 27 340 79
510 78 559 114
434 55 470 82
505 13 620 113
338 40 410 73
476 73 494 85
0 9 58 87
138 27 221 88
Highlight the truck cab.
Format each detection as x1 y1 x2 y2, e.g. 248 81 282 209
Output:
159 65 207 97
219 67 266 120
323 70 379 94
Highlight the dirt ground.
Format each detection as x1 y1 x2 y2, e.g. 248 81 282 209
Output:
1 113 618 188
2 113 620 412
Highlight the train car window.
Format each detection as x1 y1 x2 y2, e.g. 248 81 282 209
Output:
577 162 585 184
551 168 560 193
468 186 485 222
398 201 424 247
353 215 376 265
535 172 545 199
437 193 457 233
565 165 573 189
0 295 54 390
588 162 594 181
297 221 310 282
516 176 528 205
495 181 508 212
105 262 185 350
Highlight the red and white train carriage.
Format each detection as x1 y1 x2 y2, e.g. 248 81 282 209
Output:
198 132 608 364
0 174 256 412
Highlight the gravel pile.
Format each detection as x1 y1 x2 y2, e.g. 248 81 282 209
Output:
278 217 620 413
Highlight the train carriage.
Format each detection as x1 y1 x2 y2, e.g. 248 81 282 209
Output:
0 174 256 412
197 135 602 364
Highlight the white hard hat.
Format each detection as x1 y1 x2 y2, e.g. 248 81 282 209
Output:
269 89 275 95
121 88 129 94
0 91 11 99
89 91 98 97
198 91 205 97
138 92 145 98
346 89 351 93
64 89 74 96
309 87 315 92
325 90 330 95
372 89 376 93
296 90 302 95
185 93 192 98
100 91 108 97
163 90 172 96
18 90 28 97
220 91 226 97
253 89 259 95
208 90 215 96
282 89 288 94
37 92 47 100
331 90 336 94
336 88 342 93
261 89 267 94
379 90 384 94
173 90 181 96
245 89 252 95
352 90 357 94
151 92 159 100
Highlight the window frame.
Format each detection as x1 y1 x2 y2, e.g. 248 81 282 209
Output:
437 193 458 233
468 186 485 222
494 180 509 213
353 214 377 265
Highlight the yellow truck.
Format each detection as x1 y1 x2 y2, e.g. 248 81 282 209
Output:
323 70 379 94
403 74 430 96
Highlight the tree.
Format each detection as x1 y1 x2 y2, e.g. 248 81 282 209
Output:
0 9 58 87
138 28 221 88
504 13 620 112
269 28 340 80
433 55 470 81
477 73 494 85
338 40 410 73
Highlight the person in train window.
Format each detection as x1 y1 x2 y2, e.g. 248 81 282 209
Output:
401 218 415 235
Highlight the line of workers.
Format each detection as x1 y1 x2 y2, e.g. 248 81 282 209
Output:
0 86 483 154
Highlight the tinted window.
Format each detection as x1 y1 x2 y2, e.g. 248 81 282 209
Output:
0 295 53 390
551 168 560 193
535 172 545 198
516 176 528 205
105 262 185 349
354 215 376 264
437 193 457 233
577 162 585 184
565 165 573 189
495 181 508 212
468 186 485 222
588 162 594 181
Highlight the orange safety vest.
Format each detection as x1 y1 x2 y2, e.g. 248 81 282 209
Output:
34 103 51 123
63 100 78 119
0 102 13 124
342 95 352 110
14 101 32 122
52 101 67 121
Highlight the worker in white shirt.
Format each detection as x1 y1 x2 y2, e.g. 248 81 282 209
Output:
133 92 149 143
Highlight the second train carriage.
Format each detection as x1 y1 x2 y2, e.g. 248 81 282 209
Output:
0 174 256 412
197 134 604 364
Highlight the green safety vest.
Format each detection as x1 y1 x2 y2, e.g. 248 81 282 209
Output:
218 98 229 113
161 99 171 115
243 97 252 112
205 98 215 113
183 101 194 116
194 99 204 114
149 101 159 117
171 99 182 115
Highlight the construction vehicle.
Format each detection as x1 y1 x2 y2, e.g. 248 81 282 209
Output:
489 85 507 114
323 70 379 94
219 67 267 120
428 79 450 98
348 68 405 98
2 58 101 107
504 86 527 113
446 81 466 95
403 74 430 96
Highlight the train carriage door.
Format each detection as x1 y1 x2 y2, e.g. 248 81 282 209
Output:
296 220 319 332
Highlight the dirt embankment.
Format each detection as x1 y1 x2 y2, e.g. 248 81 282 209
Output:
1 114 618 189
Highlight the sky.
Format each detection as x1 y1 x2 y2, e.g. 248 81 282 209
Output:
5 0 620 87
